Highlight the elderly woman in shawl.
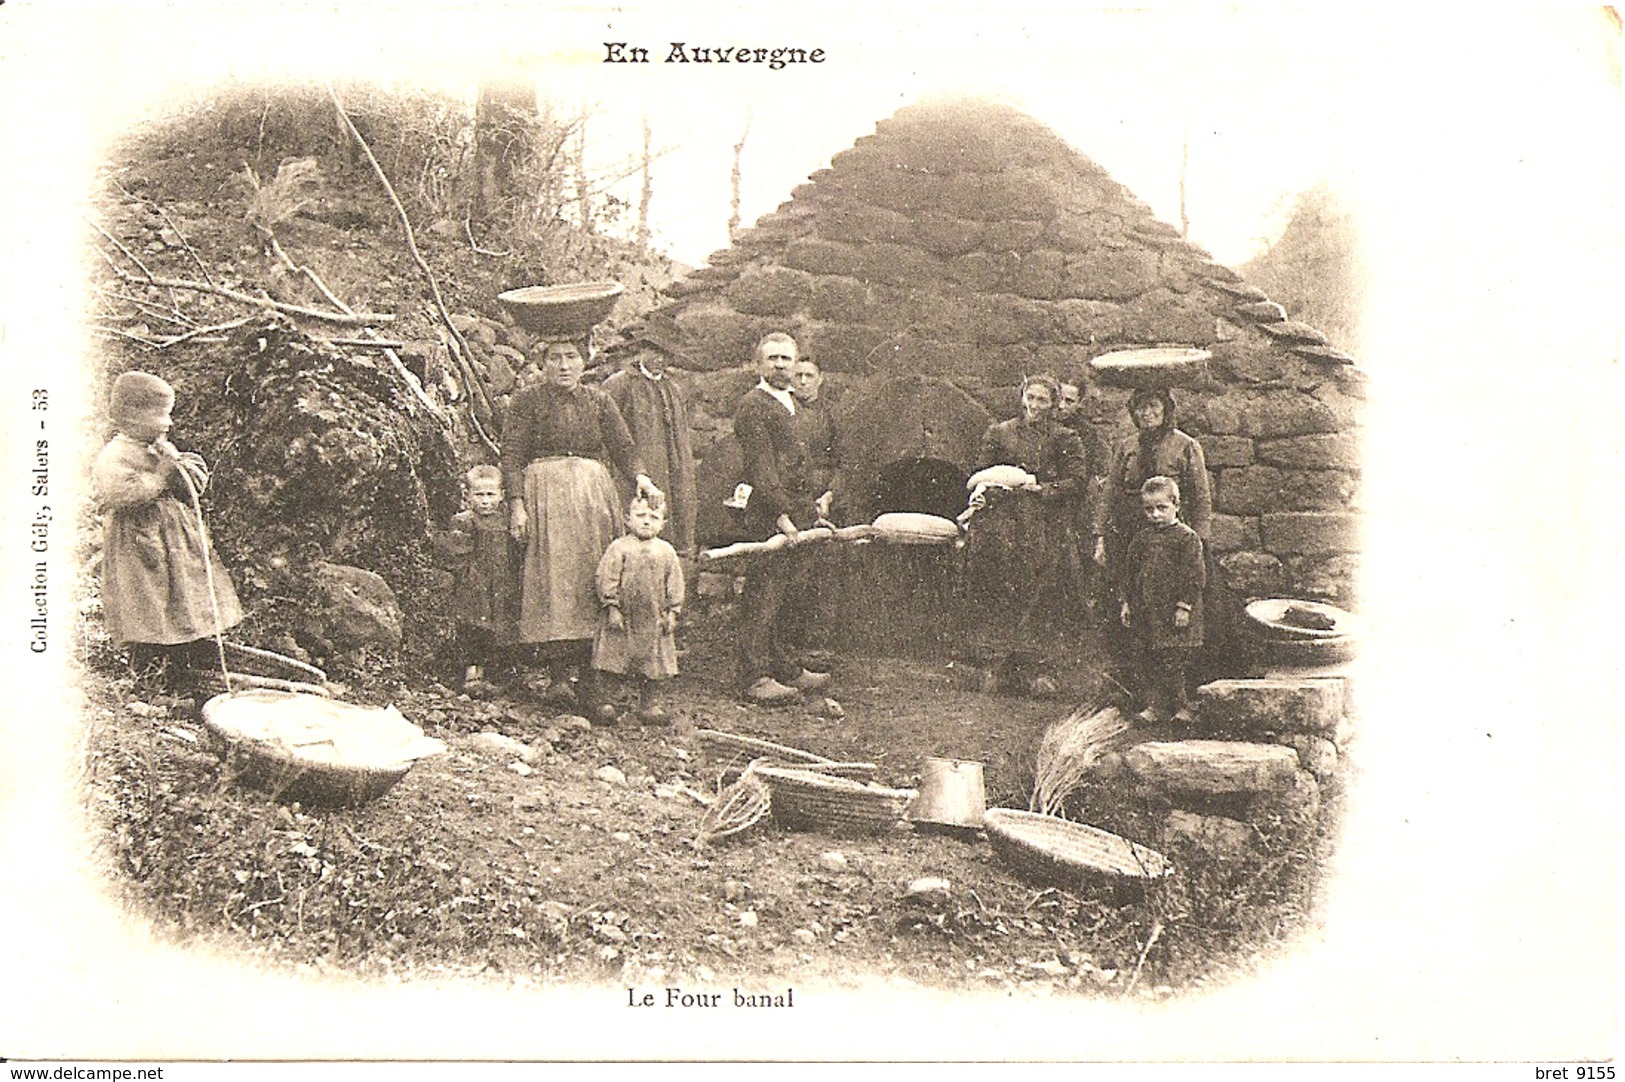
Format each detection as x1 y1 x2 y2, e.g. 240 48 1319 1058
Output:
502 338 658 712
964 373 1090 634
1091 386 1211 581
1091 386 1213 683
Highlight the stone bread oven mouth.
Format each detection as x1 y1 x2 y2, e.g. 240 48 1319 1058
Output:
867 456 970 523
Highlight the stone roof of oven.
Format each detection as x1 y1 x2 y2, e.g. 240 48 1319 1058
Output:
646 98 1356 380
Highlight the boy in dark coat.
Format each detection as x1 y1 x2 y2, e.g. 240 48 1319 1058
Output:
1119 475 1205 723
435 464 519 695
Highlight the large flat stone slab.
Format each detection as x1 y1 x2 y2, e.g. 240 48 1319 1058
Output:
1197 677 1344 734
1123 740 1301 797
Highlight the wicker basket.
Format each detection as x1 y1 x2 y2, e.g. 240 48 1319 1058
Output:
753 765 917 836
1252 633 1359 666
202 690 444 808
1244 598 1361 641
983 808 1171 887
1089 347 1211 389
497 281 623 336
694 728 877 783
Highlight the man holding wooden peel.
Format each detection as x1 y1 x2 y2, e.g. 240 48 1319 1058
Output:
733 332 835 705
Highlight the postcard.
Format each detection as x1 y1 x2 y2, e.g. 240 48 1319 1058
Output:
1 1 1617 1068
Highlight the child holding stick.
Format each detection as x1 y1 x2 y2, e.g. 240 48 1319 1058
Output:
92 371 243 689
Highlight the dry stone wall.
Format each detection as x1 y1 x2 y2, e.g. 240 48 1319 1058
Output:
651 99 1364 606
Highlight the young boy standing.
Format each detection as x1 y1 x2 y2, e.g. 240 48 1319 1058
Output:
1119 475 1205 723
436 464 519 695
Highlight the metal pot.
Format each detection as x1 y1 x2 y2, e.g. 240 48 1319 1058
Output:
908 756 987 830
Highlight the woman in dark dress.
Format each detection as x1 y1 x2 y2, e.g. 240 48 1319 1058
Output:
965 374 1090 634
1091 386 1214 684
501 338 656 710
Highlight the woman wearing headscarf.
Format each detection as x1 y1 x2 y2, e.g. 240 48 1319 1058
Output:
501 338 657 712
965 373 1089 634
1091 386 1212 580
1091 386 1212 685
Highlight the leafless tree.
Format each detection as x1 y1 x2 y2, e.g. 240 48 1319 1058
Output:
637 110 653 251
474 79 539 223
728 113 751 241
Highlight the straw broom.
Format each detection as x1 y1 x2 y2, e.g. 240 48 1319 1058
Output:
1029 703 1130 817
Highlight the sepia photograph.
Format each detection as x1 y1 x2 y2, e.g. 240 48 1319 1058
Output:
1 1 1617 1067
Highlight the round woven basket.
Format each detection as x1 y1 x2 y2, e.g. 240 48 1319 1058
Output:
1244 598 1361 641
202 690 444 807
1253 634 1359 666
497 281 623 336
1089 347 1211 389
982 808 1171 887
753 765 916 835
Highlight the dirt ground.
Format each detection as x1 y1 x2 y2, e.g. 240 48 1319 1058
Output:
81 595 1339 1000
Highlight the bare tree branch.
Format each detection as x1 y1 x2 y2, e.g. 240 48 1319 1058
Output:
729 112 752 241
327 82 500 457
110 177 216 286
100 263 393 324
637 110 653 252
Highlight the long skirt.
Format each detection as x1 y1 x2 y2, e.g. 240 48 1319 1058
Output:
518 456 622 643
102 495 243 647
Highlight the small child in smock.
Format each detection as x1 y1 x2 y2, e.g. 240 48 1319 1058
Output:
92 370 244 688
435 464 520 695
592 494 685 725
1119 475 1205 724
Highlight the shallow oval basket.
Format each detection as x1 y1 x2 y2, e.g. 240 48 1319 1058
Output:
1244 597 1361 641
497 280 624 337
202 689 445 807
982 808 1171 887
1089 346 1211 389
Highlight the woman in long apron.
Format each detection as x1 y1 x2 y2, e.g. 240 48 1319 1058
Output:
501 339 654 711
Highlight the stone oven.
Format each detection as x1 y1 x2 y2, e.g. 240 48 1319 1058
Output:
665 99 1363 653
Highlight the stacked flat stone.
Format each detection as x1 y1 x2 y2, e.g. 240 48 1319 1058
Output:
647 98 1362 605
1119 675 1354 860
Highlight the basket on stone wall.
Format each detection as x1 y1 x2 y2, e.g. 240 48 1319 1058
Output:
752 765 917 835
1089 347 1211 389
497 281 624 337
1255 634 1359 667
202 689 446 807
982 808 1171 888
1244 598 1360 641
695 728 877 784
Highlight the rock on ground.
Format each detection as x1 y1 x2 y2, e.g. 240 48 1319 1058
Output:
1196 678 1343 734
1123 740 1301 797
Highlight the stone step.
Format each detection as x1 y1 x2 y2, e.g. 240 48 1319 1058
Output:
1196 677 1344 734
1123 740 1302 797
1164 810 1254 860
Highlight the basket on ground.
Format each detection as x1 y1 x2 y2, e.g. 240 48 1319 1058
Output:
202 689 445 807
695 728 876 784
982 808 1171 888
497 281 624 337
753 765 916 835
